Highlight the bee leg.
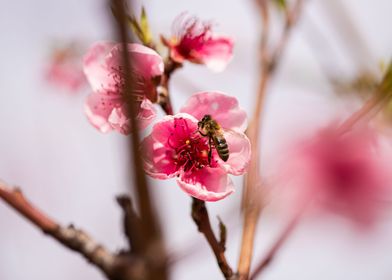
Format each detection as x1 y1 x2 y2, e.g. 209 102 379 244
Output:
208 137 213 166
198 130 207 137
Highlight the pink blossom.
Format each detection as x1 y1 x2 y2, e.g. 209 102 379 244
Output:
165 12 234 72
180 91 247 133
45 44 86 92
142 92 250 201
285 126 391 227
83 42 164 134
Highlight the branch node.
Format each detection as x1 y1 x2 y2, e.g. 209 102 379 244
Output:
191 198 233 279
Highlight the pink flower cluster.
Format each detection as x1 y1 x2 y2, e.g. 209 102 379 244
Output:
82 13 246 201
142 92 251 201
83 14 234 135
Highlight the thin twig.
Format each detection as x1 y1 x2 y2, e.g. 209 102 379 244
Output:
0 181 145 280
269 0 303 72
191 198 234 279
167 202 242 266
338 61 392 134
158 57 182 115
238 1 304 279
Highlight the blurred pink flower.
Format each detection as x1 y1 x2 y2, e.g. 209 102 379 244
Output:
83 42 164 134
164 12 234 72
286 126 391 227
142 92 250 201
45 44 86 92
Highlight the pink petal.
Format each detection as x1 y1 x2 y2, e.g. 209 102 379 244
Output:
180 91 247 132
46 62 86 92
151 113 199 144
141 134 180 180
107 99 157 134
108 106 131 135
177 167 235 202
197 36 234 72
219 130 251 175
141 113 199 179
106 43 164 79
137 98 157 130
83 41 116 92
84 90 122 133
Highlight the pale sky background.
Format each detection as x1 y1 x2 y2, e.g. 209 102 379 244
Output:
1 0 392 279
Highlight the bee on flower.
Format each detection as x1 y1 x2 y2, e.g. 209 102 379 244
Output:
142 91 251 201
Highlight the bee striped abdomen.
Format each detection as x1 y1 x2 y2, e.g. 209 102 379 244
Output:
198 114 230 164
214 136 229 162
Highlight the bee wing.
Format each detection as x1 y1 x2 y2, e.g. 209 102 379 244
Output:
220 128 251 175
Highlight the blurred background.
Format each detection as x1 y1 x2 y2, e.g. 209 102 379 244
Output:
1 0 392 279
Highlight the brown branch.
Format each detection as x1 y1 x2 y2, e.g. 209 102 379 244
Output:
191 198 234 279
117 195 144 254
0 181 146 280
238 1 305 279
111 1 168 279
237 1 271 276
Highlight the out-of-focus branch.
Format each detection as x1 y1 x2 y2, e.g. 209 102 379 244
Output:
339 61 392 134
249 203 307 279
238 1 304 279
320 0 375 72
270 0 303 72
0 181 145 280
247 62 392 280
191 198 234 279
110 1 168 279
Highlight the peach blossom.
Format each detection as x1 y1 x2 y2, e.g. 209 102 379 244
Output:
142 92 250 201
83 42 164 134
286 126 391 226
165 13 234 72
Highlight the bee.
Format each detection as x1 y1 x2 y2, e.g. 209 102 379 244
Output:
198 114 229 164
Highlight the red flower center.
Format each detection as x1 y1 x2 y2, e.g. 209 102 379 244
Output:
167 118 216 172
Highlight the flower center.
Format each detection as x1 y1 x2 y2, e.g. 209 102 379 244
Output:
109 66 157 102
167 118 215 172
